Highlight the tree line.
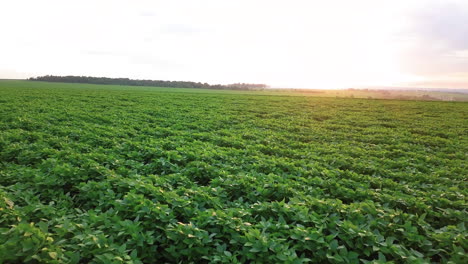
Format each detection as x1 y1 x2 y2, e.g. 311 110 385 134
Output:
28 75 268 90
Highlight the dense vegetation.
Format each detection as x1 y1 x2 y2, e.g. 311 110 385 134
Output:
28 75 268 90
0 80 467 263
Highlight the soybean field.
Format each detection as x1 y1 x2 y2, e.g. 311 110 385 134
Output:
0 80 467 263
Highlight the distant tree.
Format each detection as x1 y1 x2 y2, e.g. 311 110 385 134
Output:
28 75 269 91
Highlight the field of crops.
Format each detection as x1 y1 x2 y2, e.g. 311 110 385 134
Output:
0 80 467 263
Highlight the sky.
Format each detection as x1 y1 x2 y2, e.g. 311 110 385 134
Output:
1 0 467 89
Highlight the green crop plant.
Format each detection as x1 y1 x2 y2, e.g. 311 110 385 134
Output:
0 80 467 263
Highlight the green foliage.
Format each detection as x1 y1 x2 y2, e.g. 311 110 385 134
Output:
28 75 268 90
0 80 467 263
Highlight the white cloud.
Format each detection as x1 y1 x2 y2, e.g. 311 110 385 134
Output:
394 0 468 88
0 0 467 88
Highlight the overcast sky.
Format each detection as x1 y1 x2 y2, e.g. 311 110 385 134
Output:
1 0 467 89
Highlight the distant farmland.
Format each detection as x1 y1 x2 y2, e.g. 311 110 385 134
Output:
266 88 468 101
0 80 466 263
